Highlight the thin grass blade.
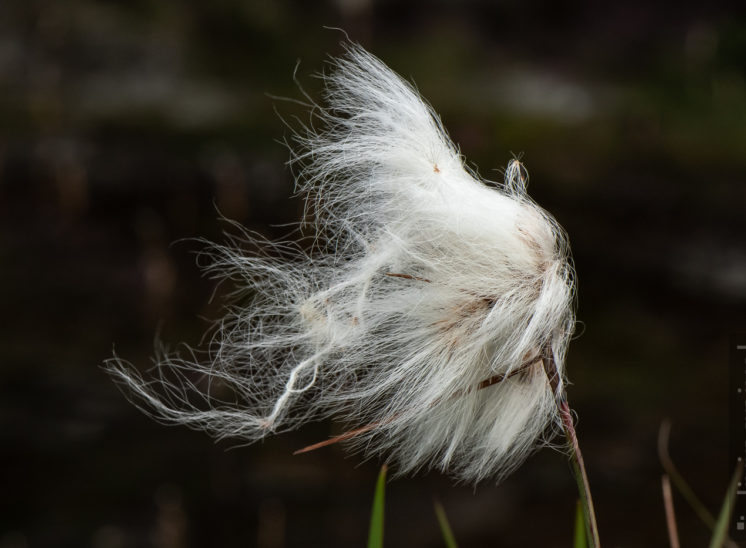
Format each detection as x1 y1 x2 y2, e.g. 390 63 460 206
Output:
574 499 588 548
708 465 743 548
433 500 459 548
659 421 717 530
367 465 387 548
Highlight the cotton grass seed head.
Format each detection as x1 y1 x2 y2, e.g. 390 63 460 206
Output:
108 42 576 483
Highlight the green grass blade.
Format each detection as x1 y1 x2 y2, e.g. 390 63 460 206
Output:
708 465 743 548
659 420 718 531
367 465 387 548
433 500 459 548
573 499 588 548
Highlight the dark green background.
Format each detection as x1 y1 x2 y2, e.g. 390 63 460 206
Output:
2 1 744 546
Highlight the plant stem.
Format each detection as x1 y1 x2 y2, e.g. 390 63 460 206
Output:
542 349 600 547
559 399 600 547
658 420 716 529
662 474 681 548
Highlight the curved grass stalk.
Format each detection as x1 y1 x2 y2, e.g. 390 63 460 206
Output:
541 349 599 547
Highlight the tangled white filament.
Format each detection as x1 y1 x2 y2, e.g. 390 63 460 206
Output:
108 42 576 483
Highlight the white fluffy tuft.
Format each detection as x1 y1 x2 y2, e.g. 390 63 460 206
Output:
108 43 576 483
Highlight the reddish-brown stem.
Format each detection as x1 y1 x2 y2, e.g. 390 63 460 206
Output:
384 272 432 283
293 355 541 455
542 349 600 548
662 474 680 548
294 421 385 455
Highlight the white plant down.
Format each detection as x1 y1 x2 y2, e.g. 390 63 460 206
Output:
108 42 576 483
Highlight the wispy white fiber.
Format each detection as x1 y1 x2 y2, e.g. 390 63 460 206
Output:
108 42 576 483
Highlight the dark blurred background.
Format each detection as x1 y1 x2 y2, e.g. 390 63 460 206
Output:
1 1 745 547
